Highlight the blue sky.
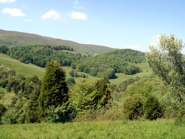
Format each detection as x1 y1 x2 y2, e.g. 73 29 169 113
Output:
1 0 185 52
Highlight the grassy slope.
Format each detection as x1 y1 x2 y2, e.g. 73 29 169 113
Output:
0 54 45 79
0 120 184 139
0 29 114 54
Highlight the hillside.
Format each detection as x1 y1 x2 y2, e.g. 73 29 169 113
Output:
74 49 146 79
0 29 114 54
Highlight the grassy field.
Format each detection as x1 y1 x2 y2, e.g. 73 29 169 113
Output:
0 54 45 79
0 54 152 85
0 119 184 139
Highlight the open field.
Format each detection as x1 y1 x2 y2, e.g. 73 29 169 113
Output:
0 119 184 139
0 54 45 79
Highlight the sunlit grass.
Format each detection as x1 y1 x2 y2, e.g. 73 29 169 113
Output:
0 119 184 139
0 54 45 79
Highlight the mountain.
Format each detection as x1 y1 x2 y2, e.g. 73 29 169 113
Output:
0 29 115 54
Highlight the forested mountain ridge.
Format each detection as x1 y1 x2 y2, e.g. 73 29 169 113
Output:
0 29 115 54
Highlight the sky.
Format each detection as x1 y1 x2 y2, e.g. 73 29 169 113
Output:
0 0 185 52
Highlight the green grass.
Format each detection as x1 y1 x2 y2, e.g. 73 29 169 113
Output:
0 54 45 79
0 119 184 139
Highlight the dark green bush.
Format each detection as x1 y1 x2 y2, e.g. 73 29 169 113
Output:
0 104 7 120
123 94 143 120
143 94 163 120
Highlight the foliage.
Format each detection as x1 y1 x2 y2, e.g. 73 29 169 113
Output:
143 94 163 120
66 78 76 86
0 103 6 122
26 87 42 123
39 61 69 111
0 45 84 67
123 94 143 120
76 49 144 79
44 102 76 123
94 78 112 109
146 34 185 104
69 79 112 116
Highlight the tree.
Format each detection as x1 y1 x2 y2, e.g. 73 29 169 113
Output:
146 34 185 104
26 86 42 123
39 61 69 111
93 78 112 109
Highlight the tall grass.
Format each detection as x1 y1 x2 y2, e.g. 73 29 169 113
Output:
0 119 184 139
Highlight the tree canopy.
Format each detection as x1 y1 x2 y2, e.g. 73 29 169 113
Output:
146 34 185 103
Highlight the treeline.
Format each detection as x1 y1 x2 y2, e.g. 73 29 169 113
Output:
0 45 84 67
74 49 144 79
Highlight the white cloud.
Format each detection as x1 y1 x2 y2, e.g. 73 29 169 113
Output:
149 34 161 46
2 8 25 16
0 0 15 3
25 19 33 22
126 45 139 50
41 10 60 20
70 11 87 20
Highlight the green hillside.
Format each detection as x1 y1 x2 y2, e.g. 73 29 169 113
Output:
0 29 114 54
74 49 147 79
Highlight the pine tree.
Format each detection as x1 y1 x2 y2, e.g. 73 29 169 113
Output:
26 86 42 123
39 61 68 111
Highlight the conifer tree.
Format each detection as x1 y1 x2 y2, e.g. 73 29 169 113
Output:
39 61 68 111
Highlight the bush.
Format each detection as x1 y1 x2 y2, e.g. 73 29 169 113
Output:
143 94 163 120
123 94 143 120
66 78 76 86
44 102 76 123
0 104 7 122
1 108 19 124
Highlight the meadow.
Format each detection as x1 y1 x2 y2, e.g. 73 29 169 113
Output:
0 119 184 139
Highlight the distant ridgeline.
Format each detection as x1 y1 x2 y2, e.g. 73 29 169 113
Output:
0 45 145 79
0 45 84 67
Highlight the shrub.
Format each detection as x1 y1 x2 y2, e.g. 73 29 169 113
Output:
123 94 143 120
143 94 163 120
0 104 7 122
